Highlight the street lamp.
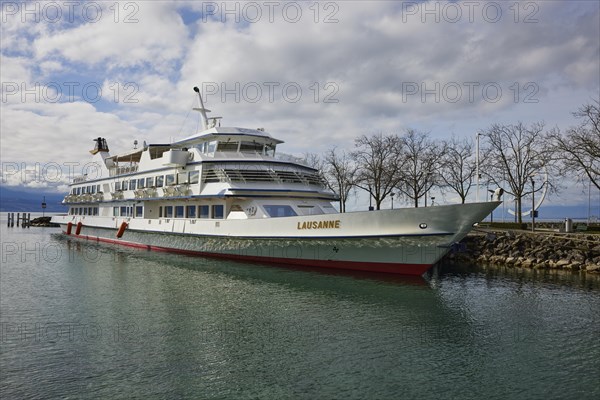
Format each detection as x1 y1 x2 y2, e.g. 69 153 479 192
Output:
531 176 535 232
476 132 481 202
391 192 395 210
431 196 435 206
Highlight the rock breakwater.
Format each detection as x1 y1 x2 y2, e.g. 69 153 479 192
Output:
444 230 600 273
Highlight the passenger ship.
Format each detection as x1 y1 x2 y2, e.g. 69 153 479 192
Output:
52 87 500 276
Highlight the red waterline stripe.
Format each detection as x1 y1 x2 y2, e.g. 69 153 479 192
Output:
63 231 431 276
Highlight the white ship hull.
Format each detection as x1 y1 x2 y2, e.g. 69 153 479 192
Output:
52 202 499 275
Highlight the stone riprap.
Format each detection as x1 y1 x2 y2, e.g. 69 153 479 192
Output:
444 230 600 273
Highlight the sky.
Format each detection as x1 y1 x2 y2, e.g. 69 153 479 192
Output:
1 0 599 217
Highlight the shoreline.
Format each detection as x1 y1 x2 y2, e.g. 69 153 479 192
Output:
444 229 600 273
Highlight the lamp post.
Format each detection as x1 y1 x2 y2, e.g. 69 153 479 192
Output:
531 177 535 232
431 196 435 206
391 192 395 210
476 132 480 202
490 191 494 224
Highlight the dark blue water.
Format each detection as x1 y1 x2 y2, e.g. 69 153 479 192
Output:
1 221 599 399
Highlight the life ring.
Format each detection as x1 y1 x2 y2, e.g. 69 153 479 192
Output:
116 222 128 238
75 222 83 235
66 222 73 235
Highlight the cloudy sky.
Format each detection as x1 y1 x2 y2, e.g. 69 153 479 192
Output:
1 0 599 214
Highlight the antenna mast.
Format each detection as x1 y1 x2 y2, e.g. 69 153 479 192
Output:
193 86 210 131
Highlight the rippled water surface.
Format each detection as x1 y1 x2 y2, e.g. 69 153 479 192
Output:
1 222 599 399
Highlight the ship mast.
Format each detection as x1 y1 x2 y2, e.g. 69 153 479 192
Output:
193 86 210 131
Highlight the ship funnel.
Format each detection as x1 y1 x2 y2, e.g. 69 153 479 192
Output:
193 86 210 131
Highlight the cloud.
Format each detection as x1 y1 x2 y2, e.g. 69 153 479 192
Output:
1 0 598 209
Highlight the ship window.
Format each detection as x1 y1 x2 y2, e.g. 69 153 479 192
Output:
239 141 263 153
120 206 127 216
189 171 199 184
199 205 210 219
97 185 101 193
93 207 99 216
297 205 322 216
212 204 224 219
175 205 184 218
129 180 136 190
146 177 154 187
165 174 176 186
165 206 173 218
91 186 96 194
186 205 196 218
216 141 239 152
263 205 297 218
159 206 162 218
113 207 118 216
156 176 164 187
137 178 145 189
178 172 188 184
136 206 143 218
265 144 276 157
207 141 217 154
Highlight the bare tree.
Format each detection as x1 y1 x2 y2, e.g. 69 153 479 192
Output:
352 133 403 210
440 136 476 204
396 129 445 208
480 122 554 223
323 148 357 212
549 100 600 190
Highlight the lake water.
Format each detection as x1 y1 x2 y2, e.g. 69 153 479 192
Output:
1 219 599 399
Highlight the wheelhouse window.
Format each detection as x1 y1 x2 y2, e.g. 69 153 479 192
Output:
165 206 173 218
239 141 263 154
146 177 154 187
156 176 164 187
175 206 184 218
263 205 297 218
129 180 136 190
135 206 143 217
216 141 239 152
265 144 276 157
137 178 145 189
